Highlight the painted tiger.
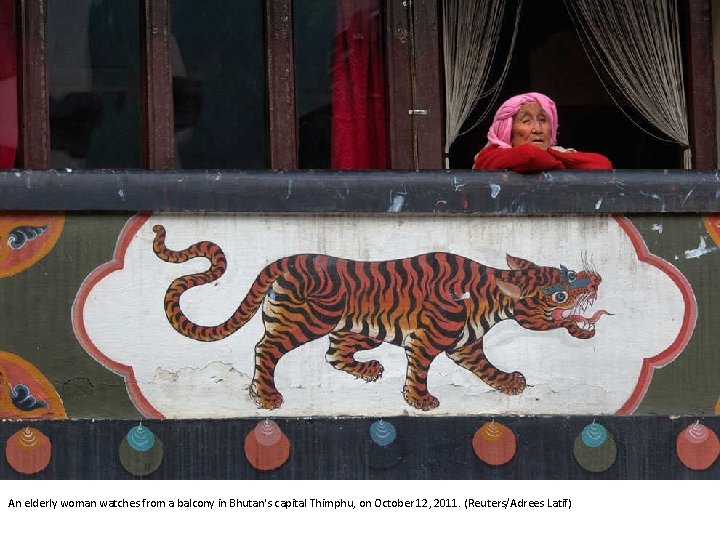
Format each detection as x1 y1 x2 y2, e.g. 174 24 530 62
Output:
152 225 607 411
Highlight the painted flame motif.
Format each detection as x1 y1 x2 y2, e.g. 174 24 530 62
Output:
126 425 156 452
703 215 720 248
18 427 39 447
253 419 283 446
581 422 608 448
682 422 711 444
478 420 505 441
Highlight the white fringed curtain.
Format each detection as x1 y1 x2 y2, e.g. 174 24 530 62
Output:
442 0 522 166
565 0 691 168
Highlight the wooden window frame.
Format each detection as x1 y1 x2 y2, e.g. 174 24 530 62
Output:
17 0 49 168
15 0 443 171
686 0 717 169
140 0 174 170
13 0 715 171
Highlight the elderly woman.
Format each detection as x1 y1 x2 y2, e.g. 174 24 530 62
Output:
473 92 612 173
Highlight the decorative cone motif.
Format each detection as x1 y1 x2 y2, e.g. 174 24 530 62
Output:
244 420 291 471
369 420 396 447
5 426 52 475
573 422 617 473
472 421 516 466
119 425 163 477
676 422 720 471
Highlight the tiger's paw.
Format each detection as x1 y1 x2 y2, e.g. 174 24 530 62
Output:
493 371 526 395
403 387 440 411
250 383 284 410
354 360 384 382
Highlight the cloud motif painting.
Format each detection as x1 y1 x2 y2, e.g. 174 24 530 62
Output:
0 213 64 278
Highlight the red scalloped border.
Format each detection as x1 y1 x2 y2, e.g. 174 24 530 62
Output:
71 213 162 418
613 216 697 414
72 213 697 418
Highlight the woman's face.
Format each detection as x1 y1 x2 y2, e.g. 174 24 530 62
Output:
511 102 551 149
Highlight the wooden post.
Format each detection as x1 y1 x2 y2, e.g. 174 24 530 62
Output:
410 0 443 169
386 0 443 170
140 0 174 169
265 0 298 170
686 0 717 169
17 0 50 168
386 0 414 169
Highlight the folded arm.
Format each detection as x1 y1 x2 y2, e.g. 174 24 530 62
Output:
473 144 565 173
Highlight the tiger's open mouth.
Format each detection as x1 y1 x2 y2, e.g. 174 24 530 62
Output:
550 293 610 332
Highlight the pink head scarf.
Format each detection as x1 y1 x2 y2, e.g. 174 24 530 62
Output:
487 92 558 148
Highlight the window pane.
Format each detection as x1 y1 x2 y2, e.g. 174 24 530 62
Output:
294 0 388 169
0 0 17 168
48 0 141 169
171 0 268 169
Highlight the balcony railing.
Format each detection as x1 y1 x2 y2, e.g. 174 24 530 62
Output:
2 168 719 213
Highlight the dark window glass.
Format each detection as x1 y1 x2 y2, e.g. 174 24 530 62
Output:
448 0 682 169
0 0 17 168
48 0 141 168
171 0 267 169
294 0 388 169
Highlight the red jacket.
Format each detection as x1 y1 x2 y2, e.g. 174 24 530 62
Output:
473 144 612 173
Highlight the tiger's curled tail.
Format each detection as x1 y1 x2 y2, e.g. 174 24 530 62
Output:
152 225 286 341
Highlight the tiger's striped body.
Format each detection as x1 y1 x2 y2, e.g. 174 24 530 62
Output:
153 225 604 411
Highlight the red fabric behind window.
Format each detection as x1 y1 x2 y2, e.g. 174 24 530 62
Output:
0 0 17 168
331 0 387 170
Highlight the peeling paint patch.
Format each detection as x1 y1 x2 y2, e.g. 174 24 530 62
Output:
489 183 501 199
682 188 694 205
453 177 465 191
595 198 603 210
640 191 667 212
651 224 663 234
684 236 717 259
285 179 293 200
388 194 406 212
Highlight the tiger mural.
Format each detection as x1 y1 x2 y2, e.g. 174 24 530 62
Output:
152 225 607 411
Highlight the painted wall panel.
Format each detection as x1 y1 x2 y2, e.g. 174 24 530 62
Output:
0 211 717 422
67 212 695 418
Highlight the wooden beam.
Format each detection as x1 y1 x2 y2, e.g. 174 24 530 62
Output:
686 0 717 169
265 0 297 170
17 0 49 168
140 0 174 169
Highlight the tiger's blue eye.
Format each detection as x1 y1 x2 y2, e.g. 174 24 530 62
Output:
552 291 568 303
567 271 576 282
